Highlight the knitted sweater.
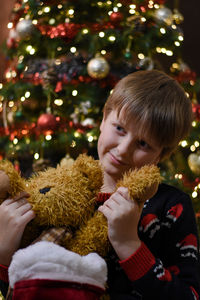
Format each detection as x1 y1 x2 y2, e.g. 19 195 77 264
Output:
0 183 199 299
102 183 200 299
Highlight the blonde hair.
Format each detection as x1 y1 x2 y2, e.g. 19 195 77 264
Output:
103 70 193 160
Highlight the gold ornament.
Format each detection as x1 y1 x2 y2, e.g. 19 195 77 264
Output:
173 9 184 25
87 54 110 79
188 152 200 175
154 6 174 26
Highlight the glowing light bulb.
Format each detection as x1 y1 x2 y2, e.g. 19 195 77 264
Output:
54 99 63 106
25 91 31 98
82 29 89 34
129 9 135 14
26 45 32 51
190 145 196 152
101 50 106 55
34 153 39 160
175 41 180 46
192 121 197 127
68 9 74 15
44 7 51 13
108 36 116 42
160 28 166 34
99 32 105 38
7 22 13 29
180 140 188 147
166 50 173 56
13 138 18 145
138 53 145 59
29 48 36 55
178 35 184 41
72 90 78 96
88 135 94 142
192 191 198 198
70 47 76 53
45 134 52 140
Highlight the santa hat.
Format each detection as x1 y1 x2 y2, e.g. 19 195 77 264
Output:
9 241 107 300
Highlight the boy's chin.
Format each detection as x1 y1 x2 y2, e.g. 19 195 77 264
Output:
103 165 126 181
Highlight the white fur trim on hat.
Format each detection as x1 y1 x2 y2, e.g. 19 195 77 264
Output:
8 241 107 289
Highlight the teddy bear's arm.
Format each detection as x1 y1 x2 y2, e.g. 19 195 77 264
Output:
66 211 110 258
116 164 162 206
66 164 162 258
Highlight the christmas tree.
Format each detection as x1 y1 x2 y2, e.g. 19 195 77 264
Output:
0 0 200 221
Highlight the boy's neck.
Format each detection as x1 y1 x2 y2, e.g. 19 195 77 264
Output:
101 173 118 193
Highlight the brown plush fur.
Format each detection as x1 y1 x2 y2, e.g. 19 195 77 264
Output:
0 154 162 257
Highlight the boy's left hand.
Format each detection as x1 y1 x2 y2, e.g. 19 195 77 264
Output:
98 187 142 260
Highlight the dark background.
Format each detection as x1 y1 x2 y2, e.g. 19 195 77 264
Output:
0 0 199 78
168 0 200 76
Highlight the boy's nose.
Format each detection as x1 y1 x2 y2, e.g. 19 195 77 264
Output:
117 138 133 156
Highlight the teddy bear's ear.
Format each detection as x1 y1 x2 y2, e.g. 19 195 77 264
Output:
0 160 26 199
73 154 103 190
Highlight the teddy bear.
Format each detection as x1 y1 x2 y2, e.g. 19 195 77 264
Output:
0 154 162 257
0 154 162 258
0 154 162 299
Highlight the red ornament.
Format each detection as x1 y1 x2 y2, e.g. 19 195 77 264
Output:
110 12 123 24
192 104 200 121
175 70 196 84
37 113 57 131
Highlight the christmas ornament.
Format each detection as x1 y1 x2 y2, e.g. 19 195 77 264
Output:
87 55 110 79
37 113 57 131
16 19 35 39
173 9 184 24
33 158 52 172
188 152 200 175
14 111 25 122
154 6 173 26
138 57 154 70
110 12 123 24
124 50 132 59
41 67 57 90
7 29 18 48
81 118 95 127
192 104 200 121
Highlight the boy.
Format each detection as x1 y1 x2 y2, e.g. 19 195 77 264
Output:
0 70 199 299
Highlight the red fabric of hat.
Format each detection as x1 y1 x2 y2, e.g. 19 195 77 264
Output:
12 279 104 300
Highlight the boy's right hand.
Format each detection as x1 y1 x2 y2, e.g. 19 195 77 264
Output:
0 192 35 266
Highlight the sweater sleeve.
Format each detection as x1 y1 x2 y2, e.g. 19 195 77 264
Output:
0 264 9 298
119 194 200 300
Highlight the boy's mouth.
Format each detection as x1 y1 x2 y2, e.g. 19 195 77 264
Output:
109 152 126 165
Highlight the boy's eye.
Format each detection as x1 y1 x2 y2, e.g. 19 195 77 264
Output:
116 124 125 133
139 140 149 149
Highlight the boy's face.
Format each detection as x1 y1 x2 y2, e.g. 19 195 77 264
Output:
98 109 163 182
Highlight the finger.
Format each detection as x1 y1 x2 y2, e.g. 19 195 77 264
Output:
104 197 121 209
10 197 30 209
18 202 33 215
98 205 110 219
3 192 30 206
20 209 35 225
116 187 130 200
13 192 30 201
